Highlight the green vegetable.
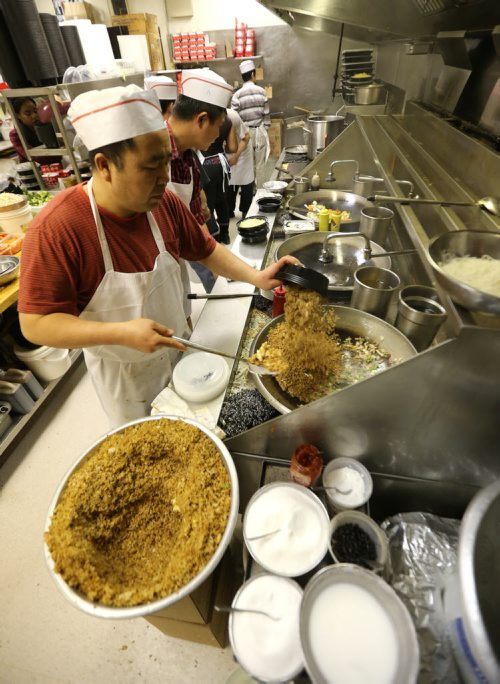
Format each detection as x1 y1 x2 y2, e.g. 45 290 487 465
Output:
26 190 53 207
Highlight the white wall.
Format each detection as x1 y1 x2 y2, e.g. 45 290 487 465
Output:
166 0 284 32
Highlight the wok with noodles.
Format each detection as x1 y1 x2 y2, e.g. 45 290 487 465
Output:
248 288 416 413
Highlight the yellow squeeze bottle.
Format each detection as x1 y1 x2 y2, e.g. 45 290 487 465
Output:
318 208 330 232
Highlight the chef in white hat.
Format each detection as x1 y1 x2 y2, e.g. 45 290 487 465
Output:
166 68 234 292
144 75 178 119
231 60 270 175
18 84 296 427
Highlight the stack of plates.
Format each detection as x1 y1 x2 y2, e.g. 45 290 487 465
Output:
341 49 375 99
15 162 41 192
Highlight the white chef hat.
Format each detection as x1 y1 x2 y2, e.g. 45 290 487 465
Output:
180 68 232 108
144 75 178 101
239 59 256 75
67 84 165 151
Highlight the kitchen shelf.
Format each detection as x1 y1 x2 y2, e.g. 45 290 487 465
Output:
174 54 262 66
0 349 82 467
27 145 69 157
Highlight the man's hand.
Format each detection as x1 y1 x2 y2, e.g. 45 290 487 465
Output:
117 319 186 353
253 255 300 291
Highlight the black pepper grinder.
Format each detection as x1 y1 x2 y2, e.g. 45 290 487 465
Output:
272 286 286 317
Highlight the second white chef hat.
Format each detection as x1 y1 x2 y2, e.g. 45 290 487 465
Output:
68 84 165 151
144 75 178 101
239 59 256 75
180 68 232 108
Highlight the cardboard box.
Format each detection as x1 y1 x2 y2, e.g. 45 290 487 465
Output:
64 1 94 22
267 118 283 157
145 548 239 648
112 13 158 36
146 32 165 71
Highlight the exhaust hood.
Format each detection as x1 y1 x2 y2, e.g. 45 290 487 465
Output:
258 0 500 42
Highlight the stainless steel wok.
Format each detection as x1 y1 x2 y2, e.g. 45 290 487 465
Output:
427 230 500 315
287 190 374 229
275 232 391 291
249 305 417 414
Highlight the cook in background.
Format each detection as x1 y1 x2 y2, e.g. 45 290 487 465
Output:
9 97 42 162
144 74 178 120
198 109 237 245
148 70 231 293
231 59 270 179
225 108 254 220
18 84 296 428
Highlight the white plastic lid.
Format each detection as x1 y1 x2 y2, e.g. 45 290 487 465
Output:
172 352 230 403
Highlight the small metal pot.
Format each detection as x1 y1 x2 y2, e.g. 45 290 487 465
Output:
354 84 386 106
294 176 310 195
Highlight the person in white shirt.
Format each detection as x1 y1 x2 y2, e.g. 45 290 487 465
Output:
225 108 254 219
231 60 270 174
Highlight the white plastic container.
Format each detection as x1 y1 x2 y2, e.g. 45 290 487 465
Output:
229 574 304 683
172 351 230 403
0 204 33 234
14 345 71 382
322 456 373 512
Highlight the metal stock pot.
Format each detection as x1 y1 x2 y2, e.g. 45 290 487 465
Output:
303 115 345 159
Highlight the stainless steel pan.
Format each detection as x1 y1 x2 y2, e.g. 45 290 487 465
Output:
249 305 417 414
287 190 374 227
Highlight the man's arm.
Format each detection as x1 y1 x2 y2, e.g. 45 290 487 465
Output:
228 132 250 166
19 313 186 353
200 243 298 290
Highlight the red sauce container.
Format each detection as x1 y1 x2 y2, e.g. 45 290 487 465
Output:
272 286 286 318
290 444 323 487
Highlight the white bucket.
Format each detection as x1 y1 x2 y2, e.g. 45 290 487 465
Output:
14 344 71 382
0 204 33 234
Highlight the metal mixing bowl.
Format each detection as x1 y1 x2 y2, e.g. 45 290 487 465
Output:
0 255 20 286
44 415 239 619
427 230 500 315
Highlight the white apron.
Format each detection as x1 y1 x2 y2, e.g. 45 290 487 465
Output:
80 179 187 428
167 173 194 319
250 123 270 171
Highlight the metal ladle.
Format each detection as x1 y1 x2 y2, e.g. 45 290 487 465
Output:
171 336 277 376
369 194 500 217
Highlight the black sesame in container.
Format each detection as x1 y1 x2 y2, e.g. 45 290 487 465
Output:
328 510 388 574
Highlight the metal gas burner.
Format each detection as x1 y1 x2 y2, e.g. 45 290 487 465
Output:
283 152 309 163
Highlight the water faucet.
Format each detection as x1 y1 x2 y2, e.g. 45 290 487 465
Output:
318 231 372 263
325 159 359 183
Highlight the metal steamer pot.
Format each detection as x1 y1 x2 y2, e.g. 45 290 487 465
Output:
303 115 345 159
249 306 416 414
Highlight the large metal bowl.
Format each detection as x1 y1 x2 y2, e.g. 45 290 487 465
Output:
455 479 500 681
287 190 374 227
275 232 391 291
249 305 416 414
300 564 420 684
44 415 239 619
427 230 500 315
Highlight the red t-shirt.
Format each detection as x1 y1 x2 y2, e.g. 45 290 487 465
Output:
18 184 216 316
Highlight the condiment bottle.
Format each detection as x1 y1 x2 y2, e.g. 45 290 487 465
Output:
272 286 286 317
290 444 323 487
311 172 320 190
318 208 330 232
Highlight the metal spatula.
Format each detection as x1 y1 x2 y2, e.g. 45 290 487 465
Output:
171 336 277 376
